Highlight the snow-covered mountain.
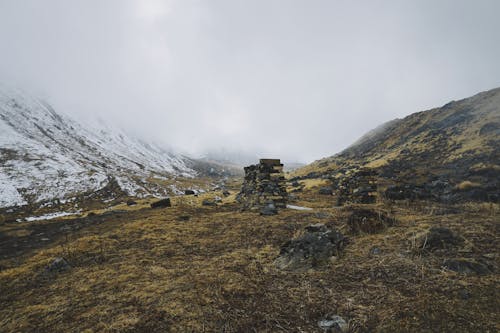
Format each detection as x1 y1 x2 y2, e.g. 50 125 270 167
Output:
0 88 202 208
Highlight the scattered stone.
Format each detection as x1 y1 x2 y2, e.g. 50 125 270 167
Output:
184 190 196 195
419 227 464 251
46 257 71 273
347 208 396 234
275 224 346 271
237 159 288 210
318 315 348 332
202 199 217 206
443 258 492 275
319 186 333 195
126 199 137 206
151 198 171 209
260 202 278 216
315 212 330 219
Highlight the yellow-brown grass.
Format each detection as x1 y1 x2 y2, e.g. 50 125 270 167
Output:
0 187 498 332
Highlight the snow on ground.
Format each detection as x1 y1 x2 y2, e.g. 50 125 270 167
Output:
23 210 82 222
0 87 198 208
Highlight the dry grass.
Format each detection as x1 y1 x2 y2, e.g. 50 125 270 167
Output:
0 185 499 332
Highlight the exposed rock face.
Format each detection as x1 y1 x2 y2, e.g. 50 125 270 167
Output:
275 224 346 271
237 159 288 210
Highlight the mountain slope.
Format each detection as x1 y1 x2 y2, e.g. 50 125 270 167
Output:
295 87 500 202
0 88 209 208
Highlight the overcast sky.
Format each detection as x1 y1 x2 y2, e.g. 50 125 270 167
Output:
1 0 499 163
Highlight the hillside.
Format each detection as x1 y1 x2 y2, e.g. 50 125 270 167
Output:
295 87 500 203
0 88 231 210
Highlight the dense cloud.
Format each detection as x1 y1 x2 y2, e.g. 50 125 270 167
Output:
1 0 499 162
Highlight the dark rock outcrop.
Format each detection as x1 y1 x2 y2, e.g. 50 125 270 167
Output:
275 224 346 271
151 198 171 208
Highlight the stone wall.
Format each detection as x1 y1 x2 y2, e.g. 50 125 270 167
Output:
237 159 288 209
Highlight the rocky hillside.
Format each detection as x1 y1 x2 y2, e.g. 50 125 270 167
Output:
295 87 500 202
0 88 227 209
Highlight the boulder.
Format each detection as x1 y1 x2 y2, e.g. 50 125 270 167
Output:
260 202 278 216
46 257 71 273
318 315 348 332
184 190 196 195
275 224 346 271
151 198 171 208
126 199 137 206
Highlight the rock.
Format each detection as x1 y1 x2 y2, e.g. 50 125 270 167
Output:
319 186 333 195
46 257 71 273
202 199 217 206
214 196 223 203
318 315 348 332
419 227 464 251
370 246 382 255
291 181 301 187
177 215 190 221
305 223 328 232
315 212 330 219
347 208 396 234
126 199 137 206
184 190 196 195
443 258 492 275
222 190 230 197
151 198 171 208
275 225 346 271
260 202 278 216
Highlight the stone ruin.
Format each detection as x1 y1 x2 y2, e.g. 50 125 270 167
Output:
336 168 378 205
237 159 288 211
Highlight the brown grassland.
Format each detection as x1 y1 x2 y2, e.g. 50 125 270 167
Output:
0 179 499 332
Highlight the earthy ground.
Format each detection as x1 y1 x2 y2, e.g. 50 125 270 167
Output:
0 180 499 332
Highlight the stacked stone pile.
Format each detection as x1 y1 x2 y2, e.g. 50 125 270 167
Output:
337 168 378 205
237 159 288 210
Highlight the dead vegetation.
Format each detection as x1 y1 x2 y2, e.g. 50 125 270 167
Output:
0 181 498 332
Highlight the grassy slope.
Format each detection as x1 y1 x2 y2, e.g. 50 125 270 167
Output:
1 182 499 332
294 87 500 179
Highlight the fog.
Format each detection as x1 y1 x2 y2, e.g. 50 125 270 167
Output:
1 0 499 163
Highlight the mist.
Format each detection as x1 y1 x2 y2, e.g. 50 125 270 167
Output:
1 0 499 163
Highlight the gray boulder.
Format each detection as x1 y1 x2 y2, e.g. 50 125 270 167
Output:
318 315 348 332
275 224 346 270
46 257 71 273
